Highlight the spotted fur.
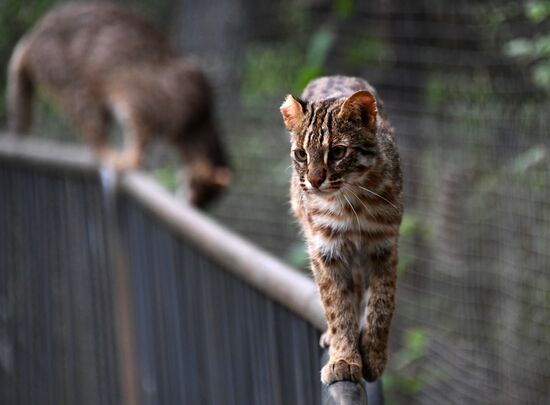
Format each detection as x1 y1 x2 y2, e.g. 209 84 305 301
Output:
280 76 403 383
7 2 231 207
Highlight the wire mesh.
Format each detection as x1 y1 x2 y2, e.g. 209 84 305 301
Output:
190 1 549 403
1 0 549 404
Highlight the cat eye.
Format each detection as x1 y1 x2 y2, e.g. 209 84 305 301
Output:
329 146 347 160
294 149 308 162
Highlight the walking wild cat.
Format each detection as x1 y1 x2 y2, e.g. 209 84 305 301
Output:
280 76 403 383
7 2 231 206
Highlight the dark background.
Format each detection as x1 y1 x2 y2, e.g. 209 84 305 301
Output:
1 1 549 403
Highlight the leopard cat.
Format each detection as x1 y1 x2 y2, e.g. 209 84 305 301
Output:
7 2 231 206
280 75 403 383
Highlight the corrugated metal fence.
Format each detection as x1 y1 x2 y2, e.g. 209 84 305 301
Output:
0 137 374 405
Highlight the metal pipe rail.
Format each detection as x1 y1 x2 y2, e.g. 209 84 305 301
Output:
0 135 374 405
0 135 326 330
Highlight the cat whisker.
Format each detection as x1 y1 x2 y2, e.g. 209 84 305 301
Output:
344 185 374 217
341 192 360 227
356 184 400 212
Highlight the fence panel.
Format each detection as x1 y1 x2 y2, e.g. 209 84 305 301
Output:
0 147 326 405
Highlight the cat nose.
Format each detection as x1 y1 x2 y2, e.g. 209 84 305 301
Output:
307 169 326 188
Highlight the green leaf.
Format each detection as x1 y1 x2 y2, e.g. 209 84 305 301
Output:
526 1 550 23
405 328 427 354
295 65 324 92
402 377 422 393
534 35 550 56
286 242 310 270
400 214 419 237
511 146 548 174
397 262 407 278
241 44 302 107
533 62 550 89
334 0 355 19
155 167 178 191
344 36 391 67
505 38 535 58
306 26 335 68
393 327 428 370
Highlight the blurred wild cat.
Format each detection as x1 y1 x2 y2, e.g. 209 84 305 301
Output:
7 2 230 206
280 76 403 383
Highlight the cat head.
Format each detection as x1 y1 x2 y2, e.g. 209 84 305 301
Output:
187 161 232 207
280 90 380 195
177 113 232 207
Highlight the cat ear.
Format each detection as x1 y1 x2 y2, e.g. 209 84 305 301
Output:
339 91 378 128
280 95 305 132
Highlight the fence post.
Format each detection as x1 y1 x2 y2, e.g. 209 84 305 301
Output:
100 166 141 405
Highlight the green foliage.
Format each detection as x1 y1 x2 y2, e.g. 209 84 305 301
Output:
241 0 349 109
504 1 550 91
532 61 550 88
344 36 392 67
486 7 507 25
526 0 550 22
394 328 427 368
286 241 310 270
241 44 302 109
295 26 335 91
398 213 429 279
241 24 336 109
399 214 419 238
333 0 355 20
155 166 178 191
511 145 548 175
425 75 445 106
306 26 335 68
424 71 505 141
383 327 428 398
505 36 550 60
426 72 493 107
397 214 418 278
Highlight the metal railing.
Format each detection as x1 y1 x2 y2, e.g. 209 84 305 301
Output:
0 136 377 404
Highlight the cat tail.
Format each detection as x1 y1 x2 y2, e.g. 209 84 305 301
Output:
7 38 34 135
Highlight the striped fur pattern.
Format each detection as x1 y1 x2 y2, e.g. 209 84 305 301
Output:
280 76 403 384
7 2 230 207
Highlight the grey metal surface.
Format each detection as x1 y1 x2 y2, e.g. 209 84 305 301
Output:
119 191 323 404
0 162 119 405
100 166 141 405
121 170 325 331
322 382 368 405
0 156 324 404
365 380 383 405
0 136 326 331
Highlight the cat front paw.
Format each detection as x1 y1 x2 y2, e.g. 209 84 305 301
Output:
319 331 331 348
321 359 362 384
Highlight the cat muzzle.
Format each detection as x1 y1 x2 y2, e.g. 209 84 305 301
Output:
307 169 327 189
